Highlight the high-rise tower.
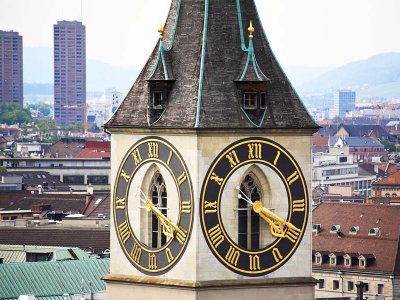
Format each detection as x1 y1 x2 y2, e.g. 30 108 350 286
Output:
53 21 86 126
105 1 319 299
0 31 23 106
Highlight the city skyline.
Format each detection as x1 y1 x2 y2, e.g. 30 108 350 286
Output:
0 0 400 69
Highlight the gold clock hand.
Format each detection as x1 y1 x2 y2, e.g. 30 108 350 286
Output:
145 199 186 239
252 200 297 237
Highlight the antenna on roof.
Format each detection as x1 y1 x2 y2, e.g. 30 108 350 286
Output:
80 0 83 23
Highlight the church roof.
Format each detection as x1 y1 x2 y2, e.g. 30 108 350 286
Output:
105 0 318 130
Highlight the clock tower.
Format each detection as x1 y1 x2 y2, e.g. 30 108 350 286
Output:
104 0 319 299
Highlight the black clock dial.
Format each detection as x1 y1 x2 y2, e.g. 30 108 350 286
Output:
200 137 308 276
114 137 193 275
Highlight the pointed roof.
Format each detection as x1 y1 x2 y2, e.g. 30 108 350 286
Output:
105 0 318 130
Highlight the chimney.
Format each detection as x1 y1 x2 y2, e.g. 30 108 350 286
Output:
87 184 94 195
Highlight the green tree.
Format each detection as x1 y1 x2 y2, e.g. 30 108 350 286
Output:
0 103 32 125
0 166 7 173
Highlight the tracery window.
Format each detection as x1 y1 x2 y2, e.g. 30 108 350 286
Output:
150 172 168 248
238 173 261 250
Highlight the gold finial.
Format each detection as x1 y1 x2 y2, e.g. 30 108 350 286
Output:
248 21 254 39
158 23 164 40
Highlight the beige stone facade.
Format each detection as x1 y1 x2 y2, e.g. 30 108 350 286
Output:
106 130 315 299
314 270 398 300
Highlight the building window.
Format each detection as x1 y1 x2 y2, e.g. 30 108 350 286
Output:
315 253 322 264
318 279 325 289
150 172 168 248
377 283 384 294
63 175 84 185
329 253 337 265
364 283 369 292
238 173 261 250
87 175 108 185
347 281 354 291
333 280 340 290
344 254 352 266
243 93 257 109
152 91 164 109
260 93 266 108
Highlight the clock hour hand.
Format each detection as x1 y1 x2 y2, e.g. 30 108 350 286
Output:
236 186 296 238
145 199 187 239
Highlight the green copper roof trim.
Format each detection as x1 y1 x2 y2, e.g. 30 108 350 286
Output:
164 0 182 52
239 39 269 82
235 0 247 51
146 41 169 80
240 106 267 128
195 0 209 128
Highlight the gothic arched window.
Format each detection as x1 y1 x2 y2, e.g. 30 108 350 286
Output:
238 173 261 250
150 172 168 248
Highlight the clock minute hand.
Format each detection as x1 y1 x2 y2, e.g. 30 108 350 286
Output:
145 199 186 239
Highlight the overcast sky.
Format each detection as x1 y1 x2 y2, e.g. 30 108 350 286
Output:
1 0 399 69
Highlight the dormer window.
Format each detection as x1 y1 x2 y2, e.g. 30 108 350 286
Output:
359 256 366 268
152 91 164 109
349 226 359 235
368 227 380 236
344 254 352 267
243 93 257 109
329 253 337 265
315 252 322 264
330 225 341 233
312 224 322 234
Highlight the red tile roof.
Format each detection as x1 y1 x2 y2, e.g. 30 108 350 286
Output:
76 140 111 159
313 203 400 273
374 171 400 186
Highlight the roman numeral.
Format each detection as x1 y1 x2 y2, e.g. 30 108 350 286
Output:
293 199 305 212
175 228 187 245
225 246 240 266
208 224 224 248
130 243 142 263
166 248 174 263
118 220 131 244
148 253 157 270
285 226 301 243
180 201 191 214
274 151 281 166
204 201 217 214
210 172 224 186
272 248 283 263
248 143 262 159
177 172 187 186
115 197 126 210
131 148 142 165
249 255 260 271
167 150 173 165
286 171 299 186
120 169 130 183
226 150 240 168
148 142 159 158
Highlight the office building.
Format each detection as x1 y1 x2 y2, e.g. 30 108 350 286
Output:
53 21 86 126
331 89 356 118
0 31 23 105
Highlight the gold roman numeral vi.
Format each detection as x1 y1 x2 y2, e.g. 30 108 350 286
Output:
249 255 260 271
148 253 157 270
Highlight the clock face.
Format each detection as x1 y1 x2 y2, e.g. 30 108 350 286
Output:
113 137 193 275
200 137 308 276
